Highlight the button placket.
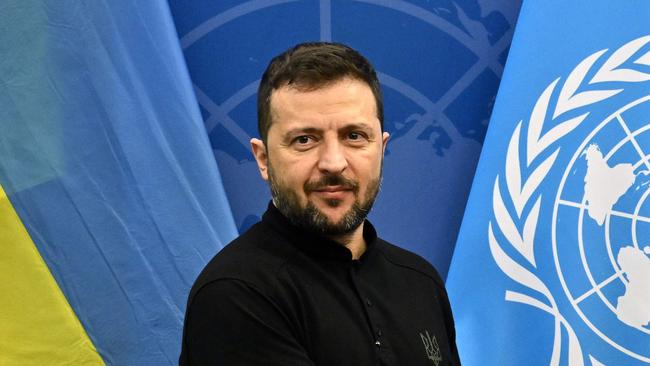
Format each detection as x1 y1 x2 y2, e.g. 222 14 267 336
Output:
348 265 383 352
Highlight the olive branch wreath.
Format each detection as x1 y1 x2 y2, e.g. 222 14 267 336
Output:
488 35 650 366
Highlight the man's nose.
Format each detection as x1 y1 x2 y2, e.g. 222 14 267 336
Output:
317 139 348 174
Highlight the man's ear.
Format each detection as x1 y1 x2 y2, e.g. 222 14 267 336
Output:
381 132 390 155
250 138 269 181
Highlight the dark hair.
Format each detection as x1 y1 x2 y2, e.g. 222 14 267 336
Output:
257 42 383 142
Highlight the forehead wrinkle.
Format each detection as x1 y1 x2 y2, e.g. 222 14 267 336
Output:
341 122 374 130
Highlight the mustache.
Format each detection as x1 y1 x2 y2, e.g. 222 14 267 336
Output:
304 174 359 192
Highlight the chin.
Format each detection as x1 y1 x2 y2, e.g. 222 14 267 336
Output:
320 208 352 224
314 198 348 211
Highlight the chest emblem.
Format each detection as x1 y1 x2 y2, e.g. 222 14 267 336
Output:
419 330 442 365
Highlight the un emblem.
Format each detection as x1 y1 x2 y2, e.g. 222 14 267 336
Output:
489 35 650 365
554 96 650 362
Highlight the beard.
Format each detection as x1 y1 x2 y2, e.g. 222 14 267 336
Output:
268 166 381 236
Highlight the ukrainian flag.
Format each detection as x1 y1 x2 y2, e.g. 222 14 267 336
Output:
0 1 237 364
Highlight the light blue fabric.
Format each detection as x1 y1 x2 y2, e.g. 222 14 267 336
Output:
0 1 237 364
447 1 650 364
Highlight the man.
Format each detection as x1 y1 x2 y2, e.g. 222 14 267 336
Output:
180 42 461 365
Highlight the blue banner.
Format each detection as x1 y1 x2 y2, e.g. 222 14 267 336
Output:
168 0 521 278
0 1 237 364
447 1 650 365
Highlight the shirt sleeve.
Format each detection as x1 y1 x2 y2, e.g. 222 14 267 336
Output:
180 279 315 366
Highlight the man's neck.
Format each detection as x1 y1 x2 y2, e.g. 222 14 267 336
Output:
327 222 366 260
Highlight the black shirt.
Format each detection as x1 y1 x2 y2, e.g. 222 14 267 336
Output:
180 203 460 365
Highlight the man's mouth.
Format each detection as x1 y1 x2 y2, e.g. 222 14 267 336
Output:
313 185 352 193
305 175 359 201
311 185 354 200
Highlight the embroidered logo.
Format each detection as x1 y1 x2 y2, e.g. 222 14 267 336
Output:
420 330 442 365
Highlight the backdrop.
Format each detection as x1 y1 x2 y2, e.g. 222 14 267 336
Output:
168 0 521 277
0 0 520 364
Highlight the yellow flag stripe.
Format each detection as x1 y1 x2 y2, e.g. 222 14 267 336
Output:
0 184 105 365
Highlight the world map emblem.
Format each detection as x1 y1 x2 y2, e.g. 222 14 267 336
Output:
489 35 650 365
554 96 650 362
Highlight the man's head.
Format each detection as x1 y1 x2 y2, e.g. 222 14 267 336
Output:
257 42 384 143
251 42 389 238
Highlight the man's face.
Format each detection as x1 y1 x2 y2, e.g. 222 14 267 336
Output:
251 78 389 236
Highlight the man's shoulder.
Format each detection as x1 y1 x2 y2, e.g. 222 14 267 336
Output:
375 238 445 289
189 222 296 298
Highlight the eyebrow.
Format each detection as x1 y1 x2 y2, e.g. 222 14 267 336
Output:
282 127 323 139
340 122 374 132
282 123 376 140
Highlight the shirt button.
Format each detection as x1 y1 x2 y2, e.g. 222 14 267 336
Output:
375 340 381 348
365 298 372 307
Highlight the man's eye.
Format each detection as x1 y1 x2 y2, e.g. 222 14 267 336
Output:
347 132 367 141
294 136 311 144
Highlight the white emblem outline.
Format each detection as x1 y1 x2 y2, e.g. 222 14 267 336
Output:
552 96 650 359
420 330 443 365
488 35 650 366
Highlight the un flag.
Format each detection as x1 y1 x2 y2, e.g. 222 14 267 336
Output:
447 1 650 365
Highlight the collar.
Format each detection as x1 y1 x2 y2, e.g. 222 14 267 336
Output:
261 201 378 262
